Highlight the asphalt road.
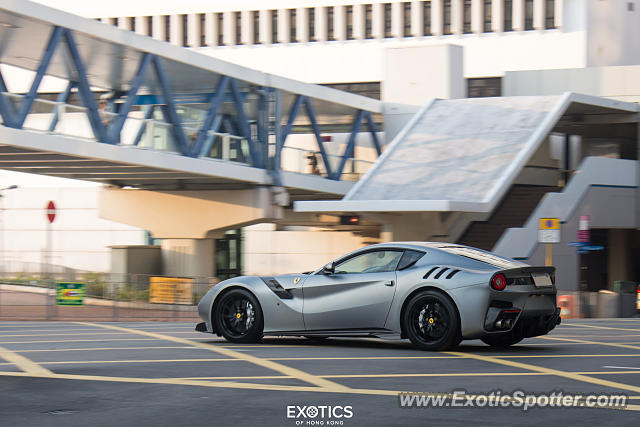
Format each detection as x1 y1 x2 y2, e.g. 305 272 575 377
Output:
1 319 639 426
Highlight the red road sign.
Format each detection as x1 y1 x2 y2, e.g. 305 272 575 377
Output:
46 200 56 223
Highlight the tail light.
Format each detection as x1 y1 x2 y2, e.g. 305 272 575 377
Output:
551 272 556 285
491 274 507 291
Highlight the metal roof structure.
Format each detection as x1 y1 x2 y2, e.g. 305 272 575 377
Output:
295 92 639 212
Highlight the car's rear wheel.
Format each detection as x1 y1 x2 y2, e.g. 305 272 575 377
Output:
214 289 264 343
481 334 523 347
403 290 461 351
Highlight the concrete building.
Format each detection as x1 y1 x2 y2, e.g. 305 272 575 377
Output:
0 0 638 294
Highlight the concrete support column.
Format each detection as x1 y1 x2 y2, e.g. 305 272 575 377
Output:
162 239 215 278
533 0 545 29
452 0 464 35
335 5 346 41
512 0 525 31
223 11 235 46
187 14 198 47
432 0 444 36
170 14 182 46
316 6 327 42
372 3 384 39
259 10 271 44
472 0 483 33
554 0 563 29
118 17 129 31
277 9 289 43
152 15 165 41
205 13 215 46
241 11 252 45
411 1 424 37
135 16 147 36
492 0 504 32
354 4 365 40
297 7 308 42
391 2 403 38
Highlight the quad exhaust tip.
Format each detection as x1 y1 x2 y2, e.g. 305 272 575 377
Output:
495 319 513 329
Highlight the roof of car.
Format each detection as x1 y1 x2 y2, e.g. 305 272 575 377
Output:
368 242 466 251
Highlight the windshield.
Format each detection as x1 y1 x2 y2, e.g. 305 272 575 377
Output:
438 246 525 269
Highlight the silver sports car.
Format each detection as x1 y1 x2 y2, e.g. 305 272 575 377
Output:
196 242 560 350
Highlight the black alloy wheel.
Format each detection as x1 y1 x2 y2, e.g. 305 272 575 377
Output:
403 290 461 351
214 288 264 343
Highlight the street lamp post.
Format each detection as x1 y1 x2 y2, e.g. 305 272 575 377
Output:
0 184 18 318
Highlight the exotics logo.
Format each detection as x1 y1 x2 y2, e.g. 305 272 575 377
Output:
286 405 354 425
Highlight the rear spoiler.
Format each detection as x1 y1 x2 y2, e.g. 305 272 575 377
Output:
498 267 555 278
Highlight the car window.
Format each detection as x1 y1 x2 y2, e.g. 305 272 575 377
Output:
334 250 403 274
397 250 425 270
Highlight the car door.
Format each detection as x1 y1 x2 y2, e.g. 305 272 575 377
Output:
302 249 403 331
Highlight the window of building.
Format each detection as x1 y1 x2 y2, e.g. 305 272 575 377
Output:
403 2 412 37
216 13 224 45
181 14 188 46
467 77 502 98
164 15 170 42
327 7 335 41
146 16 153 36
128 17 135 32
322 82 381 100
443 0 452 35
234 12 242 45
383 3 392 38
525 0 534 30
463 0 472 33
545 0 555 29
252 11 260 44
483 0 492 32
289 9 297 42
308 8 316 41
504 0 513 32
110 17 119 27
346 5 354 40
365 4 373 38
271 10 279 43
423 1 431 35
199 13 207 46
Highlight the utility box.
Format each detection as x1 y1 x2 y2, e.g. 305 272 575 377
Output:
597 290 619 318
612 281 636 294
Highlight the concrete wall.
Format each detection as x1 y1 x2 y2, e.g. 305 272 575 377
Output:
243 223 372 275
527 186 637 291
0 171 146 273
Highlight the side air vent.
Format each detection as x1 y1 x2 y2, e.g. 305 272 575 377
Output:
446 269 460 279
433 267 449 279
423 267 439 279
260 277 293 299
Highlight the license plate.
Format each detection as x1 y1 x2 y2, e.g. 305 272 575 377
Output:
532 273 552 287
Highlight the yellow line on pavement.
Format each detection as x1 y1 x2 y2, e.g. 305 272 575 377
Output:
563 324 640 333
0 332 139 338
78 322 349 391
0 346 52 375
14 346 197 353
446 351 640 394
32 358 239 365
0 338 162 344
540 336 640 351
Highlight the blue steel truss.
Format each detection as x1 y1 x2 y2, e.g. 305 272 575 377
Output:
0 25 382 181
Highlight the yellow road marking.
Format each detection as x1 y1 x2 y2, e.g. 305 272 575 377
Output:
0 370 394 396
0 346 52 375
446 351 640 394
0 370 637 411
78 322 348 391
0 338 163 344
176 370 640 380
14 346 198 353
564 324 640 333
540 336 640 351
0 332 144 338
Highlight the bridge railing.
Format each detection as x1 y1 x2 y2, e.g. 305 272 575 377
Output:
5 93 375 181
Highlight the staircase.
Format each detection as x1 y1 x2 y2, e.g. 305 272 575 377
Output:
457 185 559 251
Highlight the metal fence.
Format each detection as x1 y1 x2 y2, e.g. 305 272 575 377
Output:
0 271 216 322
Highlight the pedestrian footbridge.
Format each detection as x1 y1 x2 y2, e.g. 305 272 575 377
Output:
0 0 383 201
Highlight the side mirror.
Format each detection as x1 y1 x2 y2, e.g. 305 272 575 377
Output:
321 263 335 275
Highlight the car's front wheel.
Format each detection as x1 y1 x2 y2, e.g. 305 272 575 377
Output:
403 290 461 351
214 289 264 343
